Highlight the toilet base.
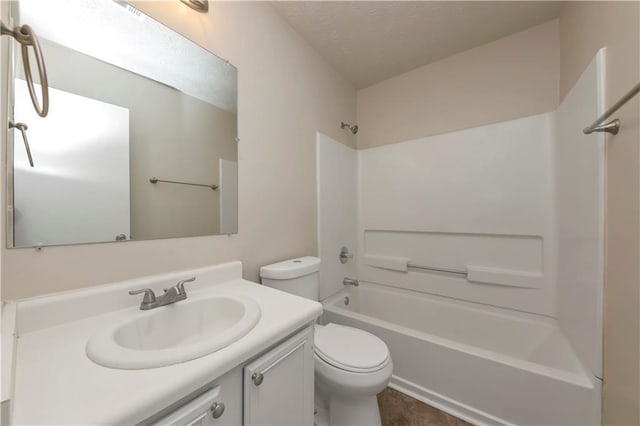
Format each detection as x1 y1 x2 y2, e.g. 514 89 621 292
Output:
316 387 382 426
330 395 381 426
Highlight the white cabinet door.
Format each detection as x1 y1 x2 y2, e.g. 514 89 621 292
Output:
244 326 314 426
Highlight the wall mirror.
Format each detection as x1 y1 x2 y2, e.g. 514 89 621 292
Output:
4 0 238 248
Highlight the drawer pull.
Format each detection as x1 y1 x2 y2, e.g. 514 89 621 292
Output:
252 372 264 386
210 402 225 419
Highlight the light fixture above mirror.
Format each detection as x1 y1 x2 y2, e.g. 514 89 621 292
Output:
180 0 209 13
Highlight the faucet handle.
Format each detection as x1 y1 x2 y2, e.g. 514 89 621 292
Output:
176 277 196 295
129 288 157 304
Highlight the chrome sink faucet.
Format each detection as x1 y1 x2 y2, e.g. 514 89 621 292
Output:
129 277 196 310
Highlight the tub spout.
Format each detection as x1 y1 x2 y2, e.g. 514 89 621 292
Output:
343 277 359 287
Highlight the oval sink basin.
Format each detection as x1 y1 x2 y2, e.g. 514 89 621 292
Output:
86 295 261 369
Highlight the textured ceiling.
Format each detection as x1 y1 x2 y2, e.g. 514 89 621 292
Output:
271 1 562 89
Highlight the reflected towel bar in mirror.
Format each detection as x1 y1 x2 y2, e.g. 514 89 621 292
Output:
149 177 218 190
9 121 34 167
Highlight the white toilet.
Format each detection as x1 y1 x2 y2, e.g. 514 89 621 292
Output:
260 256 393 426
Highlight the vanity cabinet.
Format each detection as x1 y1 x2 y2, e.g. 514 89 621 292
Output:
146 325 314 426
7 263 323 425
243 326 314 426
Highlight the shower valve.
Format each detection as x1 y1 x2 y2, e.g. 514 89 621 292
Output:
339 246 354 264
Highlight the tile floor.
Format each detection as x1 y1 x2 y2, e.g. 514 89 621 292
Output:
377 388 471 426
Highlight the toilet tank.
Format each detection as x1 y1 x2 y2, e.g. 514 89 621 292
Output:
260 257 321 301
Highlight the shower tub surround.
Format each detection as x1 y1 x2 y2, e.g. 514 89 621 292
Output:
316 52 606 425
323 283 600 426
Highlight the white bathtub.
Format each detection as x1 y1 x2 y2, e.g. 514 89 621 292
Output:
322 283 601 426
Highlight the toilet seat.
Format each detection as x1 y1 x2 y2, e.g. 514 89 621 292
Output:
314 323 389 373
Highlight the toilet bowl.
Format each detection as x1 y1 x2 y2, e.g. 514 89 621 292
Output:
260 257 393 426
314 323 393 426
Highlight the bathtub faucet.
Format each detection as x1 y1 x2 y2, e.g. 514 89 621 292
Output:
343 277 359 287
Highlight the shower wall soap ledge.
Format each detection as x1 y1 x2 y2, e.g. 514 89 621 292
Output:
364 255 410 272
466 266 542 288
364 254 542 288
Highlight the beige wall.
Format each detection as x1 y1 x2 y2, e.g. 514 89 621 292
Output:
1 1 357 300
560 2 640 425
356 20 559 149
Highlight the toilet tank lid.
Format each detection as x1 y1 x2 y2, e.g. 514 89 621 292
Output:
260 256 321 280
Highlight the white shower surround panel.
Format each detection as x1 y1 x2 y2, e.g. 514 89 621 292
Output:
554 49 605 379
357 113 556 316
316 133 358 300
316 52 605 425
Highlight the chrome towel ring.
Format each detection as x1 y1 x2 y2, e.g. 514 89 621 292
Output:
1 21 49 117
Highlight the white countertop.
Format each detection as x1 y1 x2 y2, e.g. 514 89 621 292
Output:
7 262 322 425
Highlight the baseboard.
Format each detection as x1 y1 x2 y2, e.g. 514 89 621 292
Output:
388 375 512 426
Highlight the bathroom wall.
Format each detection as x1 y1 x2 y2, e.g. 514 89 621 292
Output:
559 2 640 424
1 1 357 299
357 19 559 149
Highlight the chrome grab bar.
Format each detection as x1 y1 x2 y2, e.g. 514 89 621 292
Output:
9 121 33 167
1 21 49 117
